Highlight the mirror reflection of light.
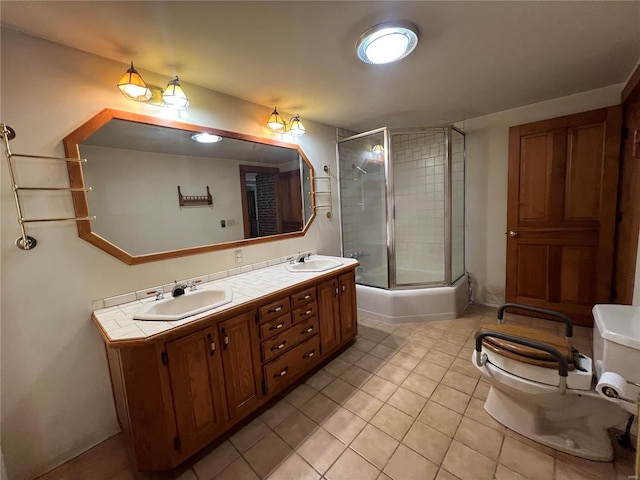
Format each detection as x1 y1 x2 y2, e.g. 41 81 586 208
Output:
191 133 222 143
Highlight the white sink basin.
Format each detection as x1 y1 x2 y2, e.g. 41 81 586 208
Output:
286 257 343 273
134 287 233 321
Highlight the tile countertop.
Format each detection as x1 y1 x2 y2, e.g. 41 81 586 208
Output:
92 255 358 345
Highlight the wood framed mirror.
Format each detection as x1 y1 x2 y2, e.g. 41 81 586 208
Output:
63 109 316 265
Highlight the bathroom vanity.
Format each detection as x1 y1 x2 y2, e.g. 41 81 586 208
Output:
92 257 358 471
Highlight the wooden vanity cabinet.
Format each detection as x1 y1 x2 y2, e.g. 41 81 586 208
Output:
317 271 358 354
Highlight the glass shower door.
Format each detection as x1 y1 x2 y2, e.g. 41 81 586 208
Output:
338 129 388 289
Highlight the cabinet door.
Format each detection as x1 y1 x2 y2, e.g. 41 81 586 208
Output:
317 278 341 354
165 326 228 457
339 272 358 340
219 312 262 419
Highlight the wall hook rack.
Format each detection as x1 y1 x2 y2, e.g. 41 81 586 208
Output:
1 123 95 250
313 165 333 219
178 185 213 207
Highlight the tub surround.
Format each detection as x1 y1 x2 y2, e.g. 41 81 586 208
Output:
96 255 359 470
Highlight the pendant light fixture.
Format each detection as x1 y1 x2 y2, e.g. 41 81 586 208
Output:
266 107 306 137
162 76 190 111
117 61 152 101
356 21 419 65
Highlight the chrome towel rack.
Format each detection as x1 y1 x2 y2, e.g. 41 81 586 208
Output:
313 165 333 219
1 124 94 250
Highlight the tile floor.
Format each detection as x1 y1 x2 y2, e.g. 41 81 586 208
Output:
37 304 637 480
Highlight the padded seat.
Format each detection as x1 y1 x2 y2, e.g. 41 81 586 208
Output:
476 324 576 370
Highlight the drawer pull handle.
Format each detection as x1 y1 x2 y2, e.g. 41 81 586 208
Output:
303 350 315 359
303 309 312 315
303 294 311 299
221 328 229 349
273 367 289 378
271 341 287 351
268 306 283 313
207 333 216 357
342 285 346 292
269 322 285 330
302 326 314 334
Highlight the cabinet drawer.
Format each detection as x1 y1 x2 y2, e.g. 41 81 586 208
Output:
258 297 291 323
261 316 318 363
264 335 320 394
291 286 316 308
291 302 318 325
259 313 291 340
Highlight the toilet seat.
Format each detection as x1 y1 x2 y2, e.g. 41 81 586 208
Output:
477 324 576 370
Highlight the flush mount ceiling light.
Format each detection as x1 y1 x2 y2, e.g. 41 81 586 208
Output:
191 133 222 143
117 61 152 101
356 21 419 65
162 76 190 111
266 107 306 137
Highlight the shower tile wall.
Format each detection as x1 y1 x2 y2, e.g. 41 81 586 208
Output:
393 132 446 284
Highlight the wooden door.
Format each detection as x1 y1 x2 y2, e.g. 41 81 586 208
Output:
219 312 262 419
165 326 228 457
506 106 622 326
317 278 341 353
339 272 358 340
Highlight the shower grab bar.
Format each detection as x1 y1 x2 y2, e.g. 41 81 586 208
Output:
474 330 569 395
497 303 573 338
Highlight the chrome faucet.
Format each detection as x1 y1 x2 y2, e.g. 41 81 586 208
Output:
155 288 165 300
187 280 197 291
297 253 312 263
172 282 188 297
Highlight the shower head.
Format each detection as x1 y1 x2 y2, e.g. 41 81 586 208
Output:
353 164 367 174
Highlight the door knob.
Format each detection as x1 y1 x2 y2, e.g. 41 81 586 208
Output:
508 230 518 237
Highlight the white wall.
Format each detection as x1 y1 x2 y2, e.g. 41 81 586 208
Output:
0 28 340 480
463 84 624 306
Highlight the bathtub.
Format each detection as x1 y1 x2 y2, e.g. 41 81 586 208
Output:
356 275 470 323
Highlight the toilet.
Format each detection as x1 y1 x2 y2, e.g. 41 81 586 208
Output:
472 303 640 461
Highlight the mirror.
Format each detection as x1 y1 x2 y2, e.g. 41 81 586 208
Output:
63 109 316 265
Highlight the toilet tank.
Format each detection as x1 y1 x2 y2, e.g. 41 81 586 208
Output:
592 304 640 384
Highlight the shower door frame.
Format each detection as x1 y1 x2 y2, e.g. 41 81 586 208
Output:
338 126 465 290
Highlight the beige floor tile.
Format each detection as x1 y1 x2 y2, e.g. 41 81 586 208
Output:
193 441 240 480
243 432 292 479
323 358 352 377
400 342 430 359
356 353 387 373
555 458 602 480
431 384 471 414
343 389 384 421
413 360 448 382
386 387 427 417
340 365 374 388
499 435 554 480
383 444 439 480
266 452 320 480
369 344 398 360
435 469 462 480
370 404 414 441
401 372 438 398
493 464 527 480
353 336 377 353
453 416 503 460
259 401 296 429
440 332 468 346
409 334 437 349
431 340 463 356
504 429 555 456
362 375 399 402
463 398 505 432
388 351 421 370
297 427 346 475
472 380 490 400
380 334 409 350
554 451 618 480
231 418 272 453
442 440 496 480
323 407 367 444
285 384 317 408
274 409 318 448
424 350 456 368
416 326 445 339
403 421 452 465
376 363 412 385
377 473 393 480
299 393 340 424
322 378 358 405
441 370 478 396
305 369 336 391
339 347 366 364
214 457 259 480
417 401 462 437
455 346 474 360
351 424 399 469
359 326 389 343
325 448 380 480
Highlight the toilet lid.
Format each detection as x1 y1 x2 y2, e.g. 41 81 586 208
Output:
477 324 574 370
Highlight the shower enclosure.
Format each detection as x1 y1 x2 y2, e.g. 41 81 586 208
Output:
338 127 465 290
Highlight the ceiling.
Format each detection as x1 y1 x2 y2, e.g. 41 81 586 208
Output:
2 1 639 132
